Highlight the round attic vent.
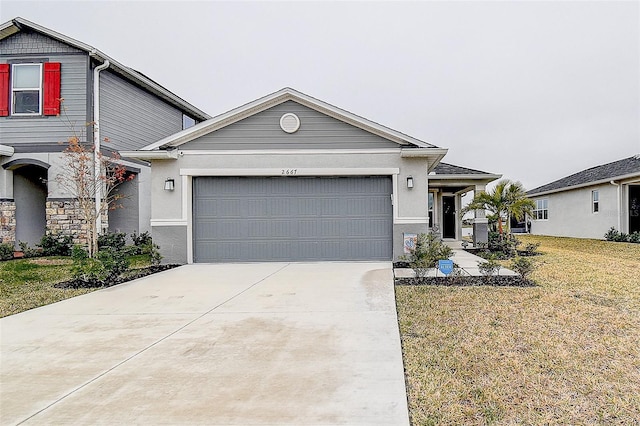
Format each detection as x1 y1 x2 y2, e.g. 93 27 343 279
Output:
280 113 300 133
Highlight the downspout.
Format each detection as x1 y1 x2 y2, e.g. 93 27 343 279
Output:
610 181 621 231
90 53 110 240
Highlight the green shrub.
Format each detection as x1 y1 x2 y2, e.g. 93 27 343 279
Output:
148 243 162 266
629 232 640 244
401 232 453 278
97 232 127 251
488 231 519 259
37 234 73 256
72 244 130 284
131 231 152 248
18 241 41 258
511 256 535 279
0 243 14 261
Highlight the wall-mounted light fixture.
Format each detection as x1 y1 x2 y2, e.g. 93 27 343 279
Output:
164 178 175 191
407 176 414 189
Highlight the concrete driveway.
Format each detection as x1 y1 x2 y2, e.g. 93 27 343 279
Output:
0 263 409 425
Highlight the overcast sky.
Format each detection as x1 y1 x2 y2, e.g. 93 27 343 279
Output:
2 0 638 190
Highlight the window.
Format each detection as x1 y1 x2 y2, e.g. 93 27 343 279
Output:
12 64 42 115
592 190 599 213
533 199 548 220
0 62 60 117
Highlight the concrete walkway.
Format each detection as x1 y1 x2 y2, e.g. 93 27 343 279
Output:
1 263 409 425
395 248 518 278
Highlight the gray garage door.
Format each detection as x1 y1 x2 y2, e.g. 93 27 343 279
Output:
193 176 393 262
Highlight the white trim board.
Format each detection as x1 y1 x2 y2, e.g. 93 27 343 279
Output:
180 168 400 177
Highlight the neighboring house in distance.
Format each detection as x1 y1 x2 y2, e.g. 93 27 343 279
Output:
0 17 210 247
122 88 501 264
527 155 640 239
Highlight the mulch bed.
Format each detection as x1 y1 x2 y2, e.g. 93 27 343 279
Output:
54 264 180 289
395 275 535 287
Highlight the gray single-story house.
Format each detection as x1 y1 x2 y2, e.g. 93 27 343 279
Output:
123 88 500 263
527 155 640 239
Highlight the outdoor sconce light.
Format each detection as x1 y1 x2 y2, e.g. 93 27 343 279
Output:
164 178 175 191
407 176 414 189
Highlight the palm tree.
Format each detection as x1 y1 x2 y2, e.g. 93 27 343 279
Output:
461 179 535 236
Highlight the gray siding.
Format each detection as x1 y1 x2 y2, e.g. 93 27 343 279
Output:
0 54 88 147
0 30 82 55
183 101 401 150
193 176 393 262
154 226 188 264
100 71 183 151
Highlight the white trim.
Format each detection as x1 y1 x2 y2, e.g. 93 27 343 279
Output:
0 144 15 157
185 175 193 264
10 63 42 116
400 148 448 158
180 167 400 177
177 148 401 156
395 217 429 224
151 219 187 226
140 87 437 151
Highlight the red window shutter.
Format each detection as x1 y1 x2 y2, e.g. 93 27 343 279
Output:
0 64 9 117
43 62 61 116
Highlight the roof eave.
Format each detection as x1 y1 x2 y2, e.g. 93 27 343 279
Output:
119 150 178 160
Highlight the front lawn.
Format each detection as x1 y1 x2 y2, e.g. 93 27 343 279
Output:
396 235 640 424
0 254 152 318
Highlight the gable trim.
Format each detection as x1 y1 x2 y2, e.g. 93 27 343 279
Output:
140 88 439 151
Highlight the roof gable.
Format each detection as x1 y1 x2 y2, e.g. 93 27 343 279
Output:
527 155 640 196
141 87 440 151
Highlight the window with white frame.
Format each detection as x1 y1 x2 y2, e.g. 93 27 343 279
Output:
533 199 548 220
11 63 43 115
592 190 599 213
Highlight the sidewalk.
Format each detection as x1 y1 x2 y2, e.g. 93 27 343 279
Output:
394 249 518 278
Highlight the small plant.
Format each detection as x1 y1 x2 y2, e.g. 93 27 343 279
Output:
478 255 500 280
604 227 630 242
629 232 640 244
401 233 453 278
38 234 73 256
148 243 162 266
520 242 540 256
511 256 535 279
97 232 127 251
488 231 519 259
18 241 41 258
0 243 14 261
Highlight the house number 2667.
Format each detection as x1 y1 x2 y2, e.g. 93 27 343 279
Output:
282 169 297 175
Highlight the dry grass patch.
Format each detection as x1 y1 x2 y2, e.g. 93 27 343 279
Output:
397 235 640 424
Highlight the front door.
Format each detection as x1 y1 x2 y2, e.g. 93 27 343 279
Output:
442 196 456 239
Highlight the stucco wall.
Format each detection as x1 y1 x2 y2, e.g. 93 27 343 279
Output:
530 183 620 239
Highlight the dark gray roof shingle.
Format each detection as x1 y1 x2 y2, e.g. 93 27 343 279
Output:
433 163 494 175
527 155 640 195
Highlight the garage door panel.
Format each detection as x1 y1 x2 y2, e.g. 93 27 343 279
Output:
193 176 392 262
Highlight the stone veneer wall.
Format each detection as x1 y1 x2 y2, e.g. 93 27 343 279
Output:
46 200 108 245
0 201 16 245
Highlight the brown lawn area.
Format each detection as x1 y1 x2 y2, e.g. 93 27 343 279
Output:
396 235 640 424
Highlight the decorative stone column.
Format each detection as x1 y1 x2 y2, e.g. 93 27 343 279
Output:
0 200 16 245
46 199 109 246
